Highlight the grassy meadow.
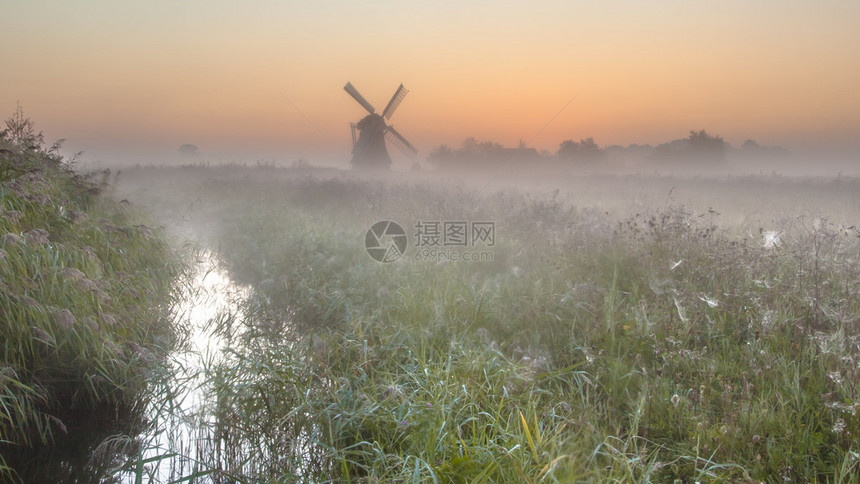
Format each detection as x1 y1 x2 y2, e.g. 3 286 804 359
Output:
113 164 860 482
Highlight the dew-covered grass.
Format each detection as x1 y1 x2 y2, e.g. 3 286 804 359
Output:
115 164 860 482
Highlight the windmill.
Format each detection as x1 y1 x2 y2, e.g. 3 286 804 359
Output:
344 82 417 170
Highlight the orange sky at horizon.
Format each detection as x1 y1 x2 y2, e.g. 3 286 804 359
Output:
2 1 858 166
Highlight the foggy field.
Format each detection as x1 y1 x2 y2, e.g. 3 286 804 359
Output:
5 0 860 480
111 165 860 482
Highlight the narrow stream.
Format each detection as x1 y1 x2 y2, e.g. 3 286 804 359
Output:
118 249 247 482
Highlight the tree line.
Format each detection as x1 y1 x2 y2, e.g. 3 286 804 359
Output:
427 130 785 171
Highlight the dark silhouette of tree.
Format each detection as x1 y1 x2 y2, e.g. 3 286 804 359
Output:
427 144 456 169
428 138 542 171
462 137 505 159
652 129 727 166
178 144 200 157
557 137 605 164
738 138 789 159
687 130 726 160
742 139 759 150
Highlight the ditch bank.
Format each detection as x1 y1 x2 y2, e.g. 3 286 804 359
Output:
0 123 182 482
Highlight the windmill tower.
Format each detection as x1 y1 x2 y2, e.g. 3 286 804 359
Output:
344 82 417 170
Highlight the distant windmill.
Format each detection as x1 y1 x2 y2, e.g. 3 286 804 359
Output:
344 82 418 170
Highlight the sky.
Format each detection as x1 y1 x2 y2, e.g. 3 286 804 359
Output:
2 0 859 167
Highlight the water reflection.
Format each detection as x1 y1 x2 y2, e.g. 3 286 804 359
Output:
116 249 247 482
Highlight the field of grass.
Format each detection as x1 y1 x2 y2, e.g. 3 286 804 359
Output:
0 111 182 482
115 164 860 482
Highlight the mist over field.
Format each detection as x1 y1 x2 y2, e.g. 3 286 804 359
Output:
3 0 860 481
67 126 859 178
105 161 860 482
6 90 860 484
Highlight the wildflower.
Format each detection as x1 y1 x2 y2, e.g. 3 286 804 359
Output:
752 434 761 444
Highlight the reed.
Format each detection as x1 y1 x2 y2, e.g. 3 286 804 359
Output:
117 166 860 482
0 109 181 482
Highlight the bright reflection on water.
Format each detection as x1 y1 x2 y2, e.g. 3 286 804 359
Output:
118 249 247 482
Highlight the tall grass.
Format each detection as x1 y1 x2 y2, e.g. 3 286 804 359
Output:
0 109 182 482
116 166 860 482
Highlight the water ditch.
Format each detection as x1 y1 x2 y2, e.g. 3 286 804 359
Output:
115 248 249 482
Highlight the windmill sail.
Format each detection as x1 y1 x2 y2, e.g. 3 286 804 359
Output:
382 84 408 120
385 125 418 157
344 82 376 114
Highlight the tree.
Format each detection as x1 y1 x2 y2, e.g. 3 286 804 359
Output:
557 137 605 163
742 139 759 150
428 138 538 171
178 144 200 157
461 137 504 159
427 144 455 169
687 130 726 160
